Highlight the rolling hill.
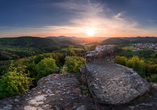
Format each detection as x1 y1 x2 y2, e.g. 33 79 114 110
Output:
101 38 130 45
0 36 61 60
0 36 60 48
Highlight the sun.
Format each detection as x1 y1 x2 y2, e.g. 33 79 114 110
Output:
86 30 95 36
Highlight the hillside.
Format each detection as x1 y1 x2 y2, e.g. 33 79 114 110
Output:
46 36 108 44
46 36 79 44
120 37 157 43
101 38 130 45
101 37 157 45
0 36 60 48
59 40 76 45
0 36 61 60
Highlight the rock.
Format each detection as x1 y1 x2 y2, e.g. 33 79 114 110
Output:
84 45 151 105
85 45 116 63
0 73 157 110
0 73 94 110
80 66 87 84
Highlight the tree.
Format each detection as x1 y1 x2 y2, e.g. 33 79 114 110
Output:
66 45 76 56
36 58 59 80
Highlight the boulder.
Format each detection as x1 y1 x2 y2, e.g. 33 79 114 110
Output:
84 45 151 105
0 73 95 110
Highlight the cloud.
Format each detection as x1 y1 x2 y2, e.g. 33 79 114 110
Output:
1 0 157 37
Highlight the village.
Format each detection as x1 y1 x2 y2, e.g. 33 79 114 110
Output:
132 43 157 52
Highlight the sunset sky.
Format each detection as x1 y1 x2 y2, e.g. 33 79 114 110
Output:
0 0 157 38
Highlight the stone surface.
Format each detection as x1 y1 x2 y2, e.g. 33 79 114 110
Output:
85 45 116 63
84 45 151 105
0 74 157 110
0 45 155 109
86 63 151 105
80 66 87 84
0 73 95 110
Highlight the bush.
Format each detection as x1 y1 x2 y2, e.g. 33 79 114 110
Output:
145 74 157 82
126 59 133 68
0 64 33 98
66 45 76 56
114 56 127 66
64 56 85 73
36 58 59 80
132 56 140 72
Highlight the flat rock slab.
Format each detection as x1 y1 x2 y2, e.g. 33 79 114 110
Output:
0 73 95 110
86 62 151 105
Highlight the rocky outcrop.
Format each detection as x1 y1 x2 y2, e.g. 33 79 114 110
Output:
85 45 116 63
84 45 151 105
0 73 95 110
0 68 156 110
0 45 155 110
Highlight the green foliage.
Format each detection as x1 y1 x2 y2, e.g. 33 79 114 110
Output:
101 38 130 45
114 56 127 66
139 49 155 58
114 55 157 82
132 56 140 72
151 52 157 58
36 58 59 81
126 59 133 68
118 51 139 57
66 45 76 56
64 56 85 73
34 55 44 64
146 64 157 74
115 56 146 74
0 36 61 61
60 65 68 74
82 84 91 97
0 64 33 98
145 74 157 82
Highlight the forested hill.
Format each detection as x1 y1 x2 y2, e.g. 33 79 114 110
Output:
101 38 130 45
0 36 61 61
0 36 60 48
101 37 157 45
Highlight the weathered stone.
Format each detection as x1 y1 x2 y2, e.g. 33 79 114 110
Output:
0 74 157 110
84 45 151 105
80 66 87 84
0 73 94 110
85 45 116 63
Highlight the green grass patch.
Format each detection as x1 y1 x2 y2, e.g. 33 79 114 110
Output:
61 48 83 51
73 48 84 50
122 45 135 51
85 44 95 51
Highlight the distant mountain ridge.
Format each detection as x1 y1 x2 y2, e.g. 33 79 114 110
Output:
101 37 157 45
0 36 60 48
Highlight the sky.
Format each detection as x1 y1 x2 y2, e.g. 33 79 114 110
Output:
0 0 157 38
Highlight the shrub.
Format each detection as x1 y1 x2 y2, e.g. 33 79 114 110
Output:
145 74 157 82
132 56 140 72
0 64 33 98
126 59 133 68
66 45 76 56
114 56 127 66
64 56 85 73
36 58 59 80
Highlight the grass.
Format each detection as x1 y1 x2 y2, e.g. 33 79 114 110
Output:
60 48 84 51
60 48 67 51
85 44 95 51
122 45 135 51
